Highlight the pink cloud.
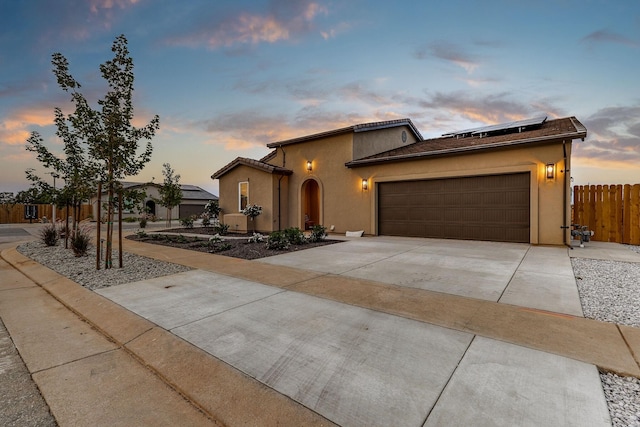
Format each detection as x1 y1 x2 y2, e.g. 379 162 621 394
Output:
0 106 55 146
170 1 328 49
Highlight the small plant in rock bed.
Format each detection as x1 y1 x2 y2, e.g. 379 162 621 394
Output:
214 223 229 235
308 225 327 243
201 214 211 228
180 216 195 228
70 227 91 257
136 230 147 238
266 231 290 250
283 227 306 245
248 233 264 243
242 204 262 233
40 223 59 246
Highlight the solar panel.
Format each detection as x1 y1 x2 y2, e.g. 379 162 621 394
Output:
443 115 547 138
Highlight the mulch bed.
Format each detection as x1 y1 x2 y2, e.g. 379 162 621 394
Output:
126 231 341 260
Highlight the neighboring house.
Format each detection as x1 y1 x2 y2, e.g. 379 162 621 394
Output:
92 182 217 221
211 116 586 245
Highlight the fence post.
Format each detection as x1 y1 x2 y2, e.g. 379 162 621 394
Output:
631 185 640 245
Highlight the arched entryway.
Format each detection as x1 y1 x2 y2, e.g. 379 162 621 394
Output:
145 200 156 216
302 179 320 229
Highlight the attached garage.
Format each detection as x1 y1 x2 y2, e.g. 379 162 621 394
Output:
378 172 530 243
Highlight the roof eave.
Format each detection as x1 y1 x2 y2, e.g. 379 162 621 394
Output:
345 130 587 168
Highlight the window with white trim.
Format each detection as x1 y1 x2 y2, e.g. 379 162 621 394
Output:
239 181 248 211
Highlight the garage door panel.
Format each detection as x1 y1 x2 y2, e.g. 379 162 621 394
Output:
378 173 530 243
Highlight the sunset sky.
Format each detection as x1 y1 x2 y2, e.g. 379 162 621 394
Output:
1 0 639 196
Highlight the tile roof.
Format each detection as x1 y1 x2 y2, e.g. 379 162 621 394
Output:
266 118 422 148
345 116 587 168
211 157 293 180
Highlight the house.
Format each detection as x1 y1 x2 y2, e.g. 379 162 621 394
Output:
92 182 217 221
211 116 586 245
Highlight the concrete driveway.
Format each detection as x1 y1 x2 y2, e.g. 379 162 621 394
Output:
95 236 611 426
260 236 583 316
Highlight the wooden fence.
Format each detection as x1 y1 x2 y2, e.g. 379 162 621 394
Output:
573 184 640 244
0 204 93 224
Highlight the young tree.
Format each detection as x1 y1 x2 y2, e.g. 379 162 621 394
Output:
48 34 159 268
157 163 182 227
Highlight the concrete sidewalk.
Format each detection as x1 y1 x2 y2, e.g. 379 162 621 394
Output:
2 235 640 425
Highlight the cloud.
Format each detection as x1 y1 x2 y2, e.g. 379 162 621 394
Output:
573 105 640 165
0 105 55 146
414 41 481 73
416 91 538 125
168 1 328 50
581 30 639 48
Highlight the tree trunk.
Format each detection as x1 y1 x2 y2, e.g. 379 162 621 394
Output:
118 191 123 268
96 182 101 270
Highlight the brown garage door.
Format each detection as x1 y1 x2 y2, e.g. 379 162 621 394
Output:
179 204 205 219
378 173 530 243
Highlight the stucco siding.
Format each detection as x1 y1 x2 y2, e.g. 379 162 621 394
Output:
353 125 419 160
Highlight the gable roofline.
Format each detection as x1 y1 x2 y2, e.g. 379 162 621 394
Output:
266 118 423 149
99 182 218 199
345 116 587 168
211 157 293 180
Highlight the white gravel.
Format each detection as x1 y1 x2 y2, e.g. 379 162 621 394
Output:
17 240 191 290
571 245 640 427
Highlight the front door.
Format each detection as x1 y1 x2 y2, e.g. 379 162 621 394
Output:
302 179 320 229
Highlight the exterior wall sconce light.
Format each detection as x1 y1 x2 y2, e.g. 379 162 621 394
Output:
362 178 368 190
545 163 555 180
306 160 312 172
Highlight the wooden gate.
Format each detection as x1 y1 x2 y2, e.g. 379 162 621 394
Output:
573 184 640 244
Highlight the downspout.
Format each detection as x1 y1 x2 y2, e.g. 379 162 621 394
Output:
278 145 286 231
562 140 571 248
278 174 284 231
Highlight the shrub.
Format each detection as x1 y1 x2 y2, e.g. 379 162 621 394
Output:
201 214 211 228
136 230 147 238
266 231 290 250
248 233 264 243
208 234 222 243
308 225 327 243
40 223 59 246
180 216 194 228
283 227 305 245
123 217 137 223
210 242 232 252
214 223 229 235
70 227 91 257
139 216 148 228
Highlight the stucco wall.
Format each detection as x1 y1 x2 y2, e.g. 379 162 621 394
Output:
352 125 419 160
217 166 276 233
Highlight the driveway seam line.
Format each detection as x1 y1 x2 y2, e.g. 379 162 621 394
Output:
496 245 531 303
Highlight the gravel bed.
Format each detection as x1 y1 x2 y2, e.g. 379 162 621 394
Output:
17 240 191 290
572 245 640 426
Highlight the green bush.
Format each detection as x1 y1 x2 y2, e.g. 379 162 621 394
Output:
283 227 305 245
180 216 195 228
308 225 327 243
266 231 290 250
123 217 137 223
40 223 59 246
214 223 229 235
201 215 211 228
70 227 91 257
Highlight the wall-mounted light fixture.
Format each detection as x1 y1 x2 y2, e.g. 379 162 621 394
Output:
546 163 555 180
306 160 312 172
362 178 368 190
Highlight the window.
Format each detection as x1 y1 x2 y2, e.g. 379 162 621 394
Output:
239 181 248 211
